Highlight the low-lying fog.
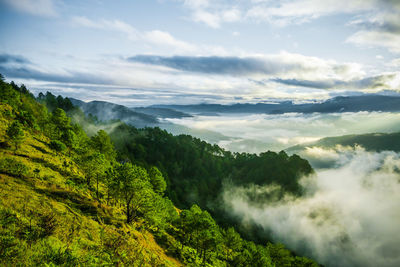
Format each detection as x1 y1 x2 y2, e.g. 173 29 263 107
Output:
163 111 400 267
162 111 400 153
223 147 400 267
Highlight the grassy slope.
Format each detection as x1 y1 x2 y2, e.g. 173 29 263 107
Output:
0 102 181 266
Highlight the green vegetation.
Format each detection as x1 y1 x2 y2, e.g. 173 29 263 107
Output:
109 124 313 243
0 76 318 266
6 121 25 152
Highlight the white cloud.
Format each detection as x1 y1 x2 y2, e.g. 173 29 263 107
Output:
246 0 375 26
347 30 400 54
192 10 221 28
175 0 400 55
223 148 400 267
222 8 241 22
177 0 242 28
2 0 58 17
144 30 196 52
72 16 195 52
183 0 209 9
246 0 400 54
164 112 400 153
388 58 400 68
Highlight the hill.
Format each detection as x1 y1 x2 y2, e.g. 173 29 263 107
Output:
152 95 400 115
0 76 318 266
286 132 400 153
132 107 192 119
69 98 158 127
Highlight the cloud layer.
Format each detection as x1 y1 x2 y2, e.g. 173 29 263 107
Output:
2 0 57 17
164 112 400 153
223 147 400 267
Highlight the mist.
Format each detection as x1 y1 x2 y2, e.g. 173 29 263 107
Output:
163 112 400 153
223 147 400 267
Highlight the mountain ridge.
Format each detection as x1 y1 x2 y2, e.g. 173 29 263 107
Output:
151 95 400 114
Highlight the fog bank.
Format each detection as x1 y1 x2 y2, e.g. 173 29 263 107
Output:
223 148 400 267
164 112 400 153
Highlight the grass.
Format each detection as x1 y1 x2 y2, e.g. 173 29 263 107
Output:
0 103 181 266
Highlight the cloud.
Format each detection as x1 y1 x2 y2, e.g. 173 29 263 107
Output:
246 0 375 26
272 78 335 89
347 30 400 54
297 145 364 169
0 53 112 85
144 30 196 52
0 54 30 64
183 0 209 9
175 0 400 54
2 0 58 17
72 16 196 52
0 65 112 85
128 55 284 75
127 53 365 82
223 147 400 267
177 0 242 28
272 73 400 90
192 10 221 28
345 2 400 53
165 112 400 153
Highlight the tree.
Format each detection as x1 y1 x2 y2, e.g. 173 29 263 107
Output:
0 79 20 108
224 227 242 253
90 130 116 161
6 121 25 153
148 166 167 195
113 163 154 223
61 129 78 156
80 152 107 196
176 205 222 264
50 108 70 138
49 140 66 154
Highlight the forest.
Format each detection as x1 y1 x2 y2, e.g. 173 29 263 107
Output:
0 75 318 266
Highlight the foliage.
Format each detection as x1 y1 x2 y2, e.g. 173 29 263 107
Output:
112 163 155 223
0 158 29 178
148 166 167 195
49 140 67 153
6 121 25 151
90 130 116 161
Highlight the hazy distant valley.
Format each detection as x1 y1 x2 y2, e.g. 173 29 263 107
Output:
71 94 400 157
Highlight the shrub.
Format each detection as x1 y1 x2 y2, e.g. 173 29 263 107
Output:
0 158 29 178
49 140 66 153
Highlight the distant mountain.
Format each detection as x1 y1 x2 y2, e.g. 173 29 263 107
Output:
70 99 158 127
286 132 400 153
152 95 400 114
132 107 192 119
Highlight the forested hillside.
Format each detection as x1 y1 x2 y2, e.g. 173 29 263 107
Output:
0 75 318 266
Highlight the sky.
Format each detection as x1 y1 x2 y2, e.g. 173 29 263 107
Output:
1 0 400 106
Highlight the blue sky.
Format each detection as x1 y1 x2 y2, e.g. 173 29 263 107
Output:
0 0 399 106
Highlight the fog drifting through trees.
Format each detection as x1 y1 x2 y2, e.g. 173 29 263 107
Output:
223 147 400 267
